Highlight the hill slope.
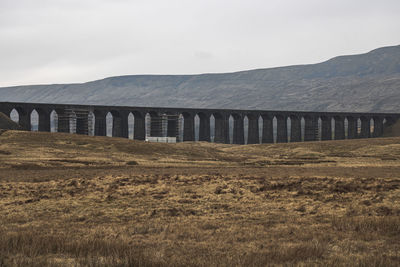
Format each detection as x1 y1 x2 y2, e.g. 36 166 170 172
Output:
1 45 400 112
0 112 21 130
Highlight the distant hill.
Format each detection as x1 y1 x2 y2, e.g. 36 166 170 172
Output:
1 45 400 112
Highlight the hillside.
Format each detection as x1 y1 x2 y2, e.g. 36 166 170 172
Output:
0 45 400 112
0 112 21 130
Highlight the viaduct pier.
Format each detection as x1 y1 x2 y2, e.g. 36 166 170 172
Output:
1 102 399 144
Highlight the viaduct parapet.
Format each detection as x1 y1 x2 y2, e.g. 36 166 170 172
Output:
1 102 399 144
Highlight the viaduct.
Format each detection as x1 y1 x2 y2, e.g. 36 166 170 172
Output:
0 101 399 144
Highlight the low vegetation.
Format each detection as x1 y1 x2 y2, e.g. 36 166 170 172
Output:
0 130 399 266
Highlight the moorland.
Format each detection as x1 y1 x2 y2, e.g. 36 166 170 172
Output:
0 130 399 266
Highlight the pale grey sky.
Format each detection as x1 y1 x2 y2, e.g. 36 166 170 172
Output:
0 0 399 87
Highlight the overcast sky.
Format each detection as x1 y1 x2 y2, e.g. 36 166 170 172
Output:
0 0 399 87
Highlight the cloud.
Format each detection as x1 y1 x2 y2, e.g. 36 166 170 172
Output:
0 0 399 87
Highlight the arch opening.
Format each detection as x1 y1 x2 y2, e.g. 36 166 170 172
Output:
106 112 113 137
10 108 19 124
243 115 249 144
258 116 263 144
272 116 277 143
50 110 58 132
128 113 134 139
300 117 305 142
210 114 215 142
228 115 234 144
317 117 322 141
30 109 39 131
194 114 200 141
370 118 375 136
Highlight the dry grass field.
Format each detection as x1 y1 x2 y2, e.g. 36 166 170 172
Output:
0 130 400 266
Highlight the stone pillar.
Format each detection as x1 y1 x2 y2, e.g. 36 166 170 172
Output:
57 110 70 133
290 116 301 142
214 114 228 143
150 114 163 137
262 115 273 143
276 115 287 143
134 113 146 140
167 115 179 137
38 110 51 132
334 117 345 140
94 111 107 136
18 109 31 131
183 114 195 141
347 117 358 139
76 118 86 134
373 117 384 138
321 117 332 141
247 115 259 144
233 116 244 144
359 117 370 138
304 116 318 141
112 112 129 138
75 110 90 135
199 114 210 142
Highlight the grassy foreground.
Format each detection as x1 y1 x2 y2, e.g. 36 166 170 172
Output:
0 130 399 266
